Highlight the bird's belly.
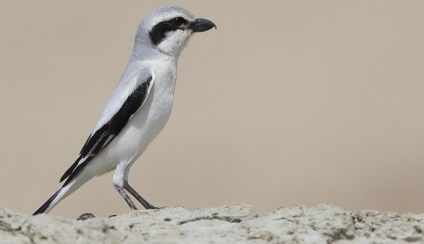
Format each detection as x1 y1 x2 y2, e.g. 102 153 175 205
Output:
103 84 174 168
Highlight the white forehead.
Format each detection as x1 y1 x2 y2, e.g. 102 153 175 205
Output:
141 6 195 31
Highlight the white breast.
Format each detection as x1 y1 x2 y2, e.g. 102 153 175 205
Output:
106 58 177 167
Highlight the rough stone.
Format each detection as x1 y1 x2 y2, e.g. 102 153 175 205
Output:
1 204 424 243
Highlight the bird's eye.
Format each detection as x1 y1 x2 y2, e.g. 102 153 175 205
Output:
171 17 186 27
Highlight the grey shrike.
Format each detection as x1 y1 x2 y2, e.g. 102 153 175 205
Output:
33 6 216 215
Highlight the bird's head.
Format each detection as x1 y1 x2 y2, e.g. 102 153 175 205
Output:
135 6 216 57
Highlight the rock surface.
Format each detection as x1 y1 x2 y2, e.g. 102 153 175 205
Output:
1 204 424 243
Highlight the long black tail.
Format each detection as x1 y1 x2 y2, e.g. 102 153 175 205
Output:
33 190 60 215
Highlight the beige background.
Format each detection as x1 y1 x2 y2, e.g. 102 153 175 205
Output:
1 1 424 218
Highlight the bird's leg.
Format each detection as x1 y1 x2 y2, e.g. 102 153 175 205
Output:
114 183 138 210
123 181 158 209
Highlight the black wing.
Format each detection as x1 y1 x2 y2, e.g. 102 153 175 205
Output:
60 75 154 186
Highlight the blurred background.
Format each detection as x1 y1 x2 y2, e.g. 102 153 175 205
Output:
1 1 424 218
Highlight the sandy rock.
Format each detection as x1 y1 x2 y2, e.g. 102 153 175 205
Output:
1 204 424 243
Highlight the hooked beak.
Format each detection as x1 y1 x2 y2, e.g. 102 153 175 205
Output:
189 18 217 32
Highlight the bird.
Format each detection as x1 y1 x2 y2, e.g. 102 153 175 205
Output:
33 6 216 215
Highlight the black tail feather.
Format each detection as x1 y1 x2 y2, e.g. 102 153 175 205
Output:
33 190 60 215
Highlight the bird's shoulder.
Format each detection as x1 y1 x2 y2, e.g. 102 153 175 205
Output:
92 66 154 130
